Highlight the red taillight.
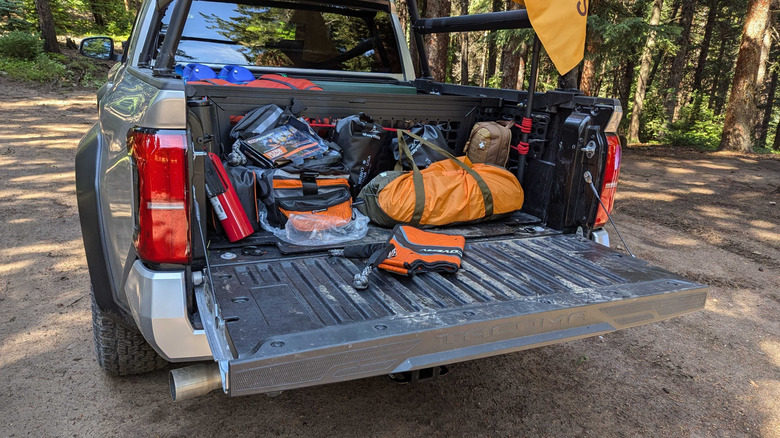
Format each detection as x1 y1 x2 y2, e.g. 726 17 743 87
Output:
129 129 190 264
594 134 622 228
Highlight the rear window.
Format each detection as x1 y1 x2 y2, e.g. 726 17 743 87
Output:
165 0 403 74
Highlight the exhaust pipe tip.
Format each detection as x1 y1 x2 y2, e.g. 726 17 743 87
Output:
169 363 223 401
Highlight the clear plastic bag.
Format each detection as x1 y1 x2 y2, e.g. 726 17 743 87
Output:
258 206 370 246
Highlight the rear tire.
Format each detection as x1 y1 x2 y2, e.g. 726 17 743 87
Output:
91 289 168 376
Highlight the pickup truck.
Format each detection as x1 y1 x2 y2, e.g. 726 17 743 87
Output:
76 0 707 401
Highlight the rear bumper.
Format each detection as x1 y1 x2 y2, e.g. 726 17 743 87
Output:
125 261 212 361
196 280 706 397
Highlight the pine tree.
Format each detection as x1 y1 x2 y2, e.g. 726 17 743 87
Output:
718 0 771 152
628 0 664 142
33 0 59 53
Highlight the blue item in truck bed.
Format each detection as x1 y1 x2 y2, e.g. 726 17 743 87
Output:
182 63 216 82
218 65 255 83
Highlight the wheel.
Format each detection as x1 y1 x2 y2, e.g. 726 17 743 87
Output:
91 288 168 376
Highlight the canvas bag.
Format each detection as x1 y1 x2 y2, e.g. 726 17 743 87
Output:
463 121 513 166
358 130 524 227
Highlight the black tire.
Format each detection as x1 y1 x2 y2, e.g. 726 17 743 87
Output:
91 289 168 376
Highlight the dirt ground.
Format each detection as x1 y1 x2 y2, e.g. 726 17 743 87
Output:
1 79 779 437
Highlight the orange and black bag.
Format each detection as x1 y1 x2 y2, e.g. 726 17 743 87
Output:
258 157 353 232
357 130 524 227
334 225 466 289
378 225 465 275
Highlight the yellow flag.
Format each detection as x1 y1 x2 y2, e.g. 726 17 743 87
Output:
512 0 588 75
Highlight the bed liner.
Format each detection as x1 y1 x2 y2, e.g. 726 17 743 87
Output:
198 229 706 397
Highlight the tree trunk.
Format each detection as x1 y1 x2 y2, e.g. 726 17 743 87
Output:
664 0 697 123
397 0 408 43
619 59 636 113
499 0 521 89
646 51 665 91
480 31 488 86
709 35 728 111
756 22 772 86
718 0 771 153
33 0 59 54
580 53 598 95
425 0 451 82
516 43 528 90
458 0 469 85
483 0 502 85
628 0 664 142
579 0 601 95
758 67 777 147
753 19 773 141
692 0 719 92
774 114 780 150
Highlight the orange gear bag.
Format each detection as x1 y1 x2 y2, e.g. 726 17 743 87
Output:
378 226 465 276
357 130 524 227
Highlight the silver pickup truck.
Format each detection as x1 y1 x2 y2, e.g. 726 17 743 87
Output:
76 0 707 401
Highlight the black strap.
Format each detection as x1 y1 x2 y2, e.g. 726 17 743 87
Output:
395 131 426 225
300 171 319 196
259 75 298 89
399 130 494 219
204 158 226 197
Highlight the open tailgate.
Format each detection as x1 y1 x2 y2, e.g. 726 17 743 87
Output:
196 234 706 397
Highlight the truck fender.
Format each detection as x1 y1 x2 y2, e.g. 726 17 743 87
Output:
75 123 126 316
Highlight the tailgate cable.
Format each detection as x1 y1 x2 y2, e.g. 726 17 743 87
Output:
583 171 635 258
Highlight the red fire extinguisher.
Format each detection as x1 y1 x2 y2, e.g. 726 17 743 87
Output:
205 153 253 242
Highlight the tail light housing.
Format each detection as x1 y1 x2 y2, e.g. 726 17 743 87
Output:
129 129 191 264
594 134 622 228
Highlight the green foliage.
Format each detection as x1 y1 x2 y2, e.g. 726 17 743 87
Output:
0 31 41 60
0 53 65 82
637 91 666 143
664 93 724 149
0 50 107 87
0 0 31 32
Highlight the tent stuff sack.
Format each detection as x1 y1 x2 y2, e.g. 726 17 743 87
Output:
463 121 513 166
357 130 524 227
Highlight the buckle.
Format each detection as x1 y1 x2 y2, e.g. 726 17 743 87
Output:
300 171 319 181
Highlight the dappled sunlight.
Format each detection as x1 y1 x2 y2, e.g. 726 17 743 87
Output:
750 220 777 230
761 339 780 369
0 259 35 275
665 167 696 174
11 171 74 183
0 310 91 370
619 190 679 202
688 187 715 195
758 380 780 437
706 295 767 322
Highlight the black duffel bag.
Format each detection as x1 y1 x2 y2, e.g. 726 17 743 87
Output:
333 113 390 195
391 124 449 170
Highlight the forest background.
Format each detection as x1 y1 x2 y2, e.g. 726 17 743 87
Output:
0 0 777 153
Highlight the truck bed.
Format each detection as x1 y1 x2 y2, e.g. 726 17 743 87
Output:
197 231 706 397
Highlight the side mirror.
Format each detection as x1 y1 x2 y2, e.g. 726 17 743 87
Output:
80 37 120 61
